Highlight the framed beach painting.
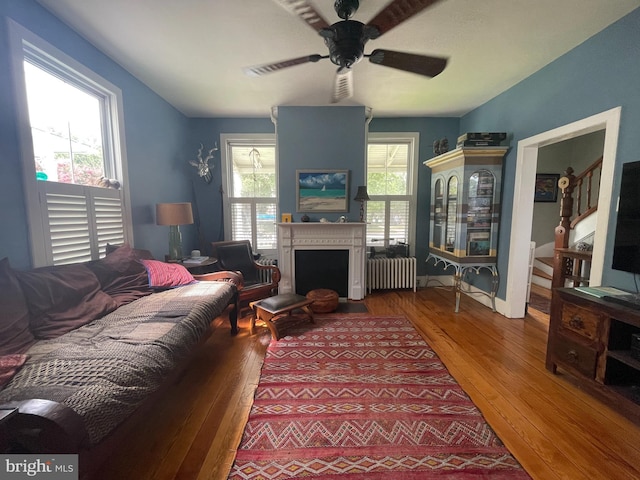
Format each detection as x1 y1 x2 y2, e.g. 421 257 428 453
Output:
296 169 349 212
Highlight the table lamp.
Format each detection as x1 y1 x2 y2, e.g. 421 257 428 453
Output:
353 186 370 222
156 202 194 260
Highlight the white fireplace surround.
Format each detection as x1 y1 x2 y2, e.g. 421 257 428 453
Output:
277 223 366 300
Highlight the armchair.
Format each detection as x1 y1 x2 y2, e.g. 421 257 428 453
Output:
211 240 280 314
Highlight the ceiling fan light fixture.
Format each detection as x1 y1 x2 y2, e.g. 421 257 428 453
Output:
334 0 360 20
321 20 369 68
244 0 447 96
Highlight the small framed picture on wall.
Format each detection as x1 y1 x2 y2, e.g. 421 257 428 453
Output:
534 173 560 202
281 213 292 223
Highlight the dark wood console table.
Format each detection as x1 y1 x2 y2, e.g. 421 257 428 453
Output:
546 287 640 423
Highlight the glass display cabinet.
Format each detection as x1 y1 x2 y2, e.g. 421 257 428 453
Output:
424 147 508 311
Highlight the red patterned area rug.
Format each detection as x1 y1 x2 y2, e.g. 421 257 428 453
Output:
228 315 531 479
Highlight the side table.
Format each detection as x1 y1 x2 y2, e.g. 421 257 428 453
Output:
165 256 219 275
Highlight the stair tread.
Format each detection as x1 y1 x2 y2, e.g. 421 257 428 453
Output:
536 256 554 267
532 266 553 281
530 283 552 299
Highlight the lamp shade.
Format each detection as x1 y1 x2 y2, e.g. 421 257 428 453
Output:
156 203 194 226
353 186 370 202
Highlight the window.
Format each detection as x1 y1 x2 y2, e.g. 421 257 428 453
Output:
366 133 418 253
220 134 277 253
9 21 132 267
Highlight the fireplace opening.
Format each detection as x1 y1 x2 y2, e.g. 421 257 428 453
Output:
295 249 349 297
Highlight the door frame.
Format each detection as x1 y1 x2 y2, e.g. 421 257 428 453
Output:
502 106 621 318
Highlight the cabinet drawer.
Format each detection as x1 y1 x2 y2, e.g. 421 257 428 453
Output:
560 303 601 341
554 335 598 378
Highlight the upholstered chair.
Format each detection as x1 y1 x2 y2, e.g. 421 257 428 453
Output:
210 240 280 314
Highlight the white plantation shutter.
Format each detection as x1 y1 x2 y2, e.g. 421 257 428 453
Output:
231 203 253 242
366 199 410 246
40 181 124 265
389 200 410 243
44 187 92 264
256 202 277 250
94 191 125 255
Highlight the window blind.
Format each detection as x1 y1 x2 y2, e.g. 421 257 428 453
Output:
41 182 124 265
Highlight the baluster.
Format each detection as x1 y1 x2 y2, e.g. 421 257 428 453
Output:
585 170 593 210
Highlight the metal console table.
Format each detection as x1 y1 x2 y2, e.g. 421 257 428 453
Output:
426 253 499 313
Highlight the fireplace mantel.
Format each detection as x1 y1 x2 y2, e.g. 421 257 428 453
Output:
277 223 366 300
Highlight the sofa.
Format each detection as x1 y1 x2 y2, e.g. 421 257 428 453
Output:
0 244 242 473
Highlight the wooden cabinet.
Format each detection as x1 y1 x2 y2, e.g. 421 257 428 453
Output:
424 147 507 312
424 147 507 264
547 288 640 423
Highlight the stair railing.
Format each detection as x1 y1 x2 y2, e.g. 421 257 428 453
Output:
551 157 602 289
571 156 603 228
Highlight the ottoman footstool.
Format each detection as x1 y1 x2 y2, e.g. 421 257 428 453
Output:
306 288 339 313
250 293 315 340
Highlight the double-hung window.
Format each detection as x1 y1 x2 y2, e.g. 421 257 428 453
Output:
365 133 419 253
220 134 277 254
9 21 131 267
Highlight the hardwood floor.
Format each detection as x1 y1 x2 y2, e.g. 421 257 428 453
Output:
95 288 640 480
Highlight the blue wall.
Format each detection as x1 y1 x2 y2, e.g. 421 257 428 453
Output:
3 0 640 291
187 117 276 253
277 106 367 222
0 0 194 267
187 110 459 271
460 7 640 293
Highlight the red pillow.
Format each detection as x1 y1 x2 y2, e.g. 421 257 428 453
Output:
141 259 195 289
0 258 35 355
0 354 28 388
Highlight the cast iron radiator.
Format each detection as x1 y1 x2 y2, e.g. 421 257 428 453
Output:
367 257 417 293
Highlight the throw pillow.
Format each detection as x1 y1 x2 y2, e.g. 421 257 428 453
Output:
106 243 153 260
0 354 28 388
16 263 118 339
0 258 35 355
141 259 195 289
86 244 153 307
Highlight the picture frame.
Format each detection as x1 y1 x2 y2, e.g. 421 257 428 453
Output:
296 169 350 212
534 173 560 202
281 213 292 223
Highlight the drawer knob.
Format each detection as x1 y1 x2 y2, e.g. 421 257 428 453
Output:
569 316 584 330
567 350 578 363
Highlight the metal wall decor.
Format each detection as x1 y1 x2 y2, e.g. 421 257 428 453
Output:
190 143 218 183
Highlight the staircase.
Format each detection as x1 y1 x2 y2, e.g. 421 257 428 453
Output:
529 157 602 309
532 256 553 290
551 157 602 290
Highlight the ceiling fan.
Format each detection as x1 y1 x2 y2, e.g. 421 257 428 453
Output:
244 0 448 103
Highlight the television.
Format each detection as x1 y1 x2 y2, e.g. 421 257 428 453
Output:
612 160 640 274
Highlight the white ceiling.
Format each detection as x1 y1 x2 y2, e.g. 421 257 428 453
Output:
35 0 639 118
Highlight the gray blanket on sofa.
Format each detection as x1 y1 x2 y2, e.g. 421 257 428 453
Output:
0 281 234 445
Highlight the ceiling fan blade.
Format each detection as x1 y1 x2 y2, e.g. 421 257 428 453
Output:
368 49 447 77
272 0 331 32
244 54 325 76
332 68 354 103
367 0 441 37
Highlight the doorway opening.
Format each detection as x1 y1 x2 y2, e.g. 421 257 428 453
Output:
503 107 621 318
